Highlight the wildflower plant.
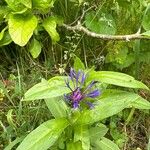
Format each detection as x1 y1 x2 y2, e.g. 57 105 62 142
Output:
15 59 150 150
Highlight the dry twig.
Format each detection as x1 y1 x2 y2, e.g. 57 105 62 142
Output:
62 23 150 41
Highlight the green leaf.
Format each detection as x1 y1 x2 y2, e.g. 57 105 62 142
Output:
54 16 64 26
88 71 149 90
0 31 12 47
130 97 150 109
58 136 65 149
74 125 90 150
105 46 135 69
29 38 42 58
12 8 28 15
142 30 150 36
140 51 150 63
85 11 116 35
142 5 150 31
0 27 7 40
74 56 85 71
43 16 60 43
17 118 69 150
4 0 25 12
6 109 17 129
24 76 71 101
94 137 120 150
45 97 69 118
21 0 32 8
0 6 10 16
105 46 128 64
8 13 38 46
4 136 25 150
89 124 108 145
76 90 145 125
67 141 82 150
32 0 55 13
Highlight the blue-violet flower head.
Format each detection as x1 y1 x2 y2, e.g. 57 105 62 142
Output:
64 68 100 109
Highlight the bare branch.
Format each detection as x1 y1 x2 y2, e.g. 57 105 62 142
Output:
79 5 96 22
62 23 150 41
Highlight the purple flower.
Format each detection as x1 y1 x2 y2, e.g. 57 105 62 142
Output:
64 68 100 109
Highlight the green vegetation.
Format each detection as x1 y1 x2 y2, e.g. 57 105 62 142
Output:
0 0 150 150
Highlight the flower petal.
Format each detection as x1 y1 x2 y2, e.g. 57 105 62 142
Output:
84 81 99 93
81 72 86 85
69 68 76 87
70 68 75 77
86 89 100 98
73 101 79 109
75 70 81 87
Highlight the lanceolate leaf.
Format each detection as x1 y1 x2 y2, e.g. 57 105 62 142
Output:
8 13 38 46
130 97 150 110
24 76 71 101
17 118 69 150
94 137 120 150
89 124 108 145
88 71 149 90
45 97 69 118
43 16 60 43
74 125 90 150
76 90 148 125
142 30 150 37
